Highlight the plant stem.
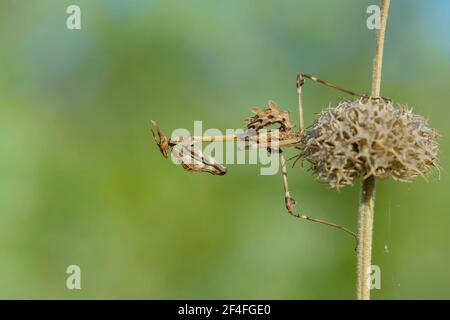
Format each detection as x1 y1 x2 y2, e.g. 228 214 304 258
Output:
371 0 391 97
356 175 376 299
356 0 390 300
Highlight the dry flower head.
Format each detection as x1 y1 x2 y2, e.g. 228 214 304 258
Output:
300 98 440 188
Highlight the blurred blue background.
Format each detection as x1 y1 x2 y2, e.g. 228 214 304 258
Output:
0 0 449 299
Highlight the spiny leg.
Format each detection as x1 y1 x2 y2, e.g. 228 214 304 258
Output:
300 73 369 98
300 73 392 103
279 150 357 240
295 72 365 134
280 149 297 211
296 74 305 134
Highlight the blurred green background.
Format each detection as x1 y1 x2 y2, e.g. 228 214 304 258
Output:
0 0 449 299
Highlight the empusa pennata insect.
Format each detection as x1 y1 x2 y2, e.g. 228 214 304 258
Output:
151 74 439 241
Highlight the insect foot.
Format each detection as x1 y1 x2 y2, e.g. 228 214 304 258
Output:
284 195 297 214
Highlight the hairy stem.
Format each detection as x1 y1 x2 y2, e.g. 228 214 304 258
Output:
371 0 391 98
356 175 376 299
356 0 390 300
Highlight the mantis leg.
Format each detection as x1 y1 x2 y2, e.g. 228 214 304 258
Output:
279 149 357 240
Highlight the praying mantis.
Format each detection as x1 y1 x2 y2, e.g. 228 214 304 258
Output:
151 74 389 240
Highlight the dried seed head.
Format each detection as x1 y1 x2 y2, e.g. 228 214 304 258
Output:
301 98 439 188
